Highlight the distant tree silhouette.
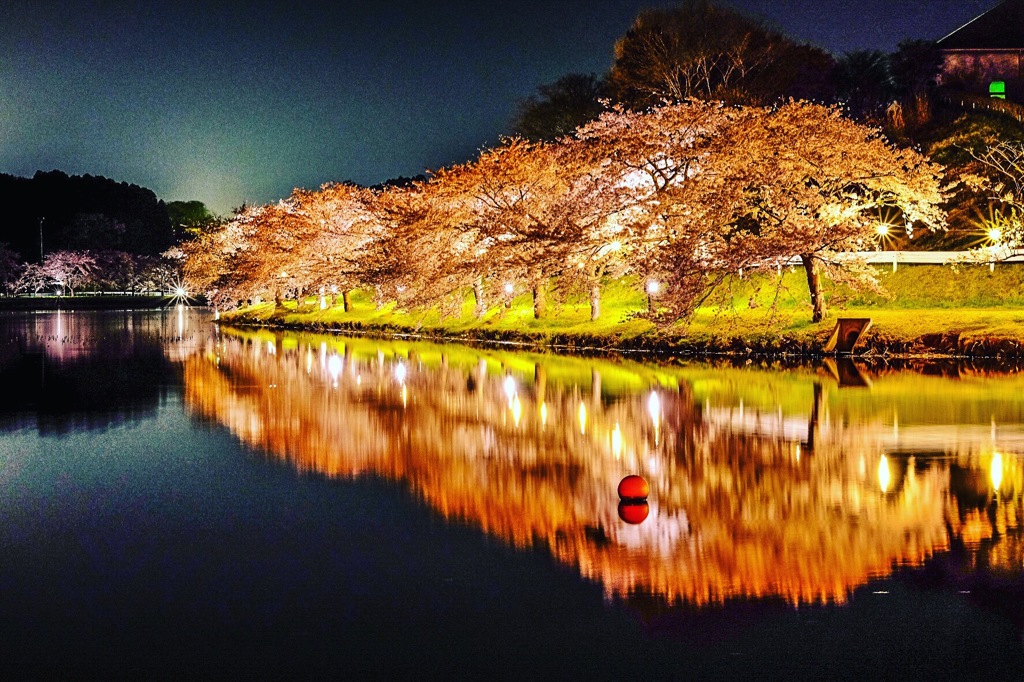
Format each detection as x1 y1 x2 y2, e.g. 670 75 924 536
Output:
607 0 834 108
166 200 220 241
512 73 607 141
0 170 173 262
833 50 895 121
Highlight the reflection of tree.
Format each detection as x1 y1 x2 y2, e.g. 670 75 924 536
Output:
181 329 1024 607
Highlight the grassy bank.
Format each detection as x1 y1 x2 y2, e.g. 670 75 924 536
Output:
220 264 1024 357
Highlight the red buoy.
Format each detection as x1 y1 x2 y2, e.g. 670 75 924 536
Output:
617 475 649 501
618 501 650 524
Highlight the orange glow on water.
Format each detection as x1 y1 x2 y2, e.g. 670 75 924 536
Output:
184 329 1024 607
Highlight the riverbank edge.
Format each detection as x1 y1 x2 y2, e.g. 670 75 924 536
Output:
219 312 1024 361
0 295 182 311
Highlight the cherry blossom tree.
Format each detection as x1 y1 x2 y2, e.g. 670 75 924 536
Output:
182 204 275 309
573 101 749 318
964 141 1024 248
289 183 381 311
180 101 945 328
42 250 97 296
701 101 945 322
432 137 632 319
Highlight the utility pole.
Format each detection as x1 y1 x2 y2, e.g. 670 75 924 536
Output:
38 217 44 261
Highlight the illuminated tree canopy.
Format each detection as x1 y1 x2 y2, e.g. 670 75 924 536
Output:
183 101 945 325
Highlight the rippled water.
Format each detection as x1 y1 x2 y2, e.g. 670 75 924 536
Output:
2 309 1024 679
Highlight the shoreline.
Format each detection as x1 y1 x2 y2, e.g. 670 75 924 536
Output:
218 312 1024 362
0 295 182 311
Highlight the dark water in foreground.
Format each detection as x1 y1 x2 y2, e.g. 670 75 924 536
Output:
2 309 1024 680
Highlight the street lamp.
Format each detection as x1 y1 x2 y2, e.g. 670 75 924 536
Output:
876 222 897 272
988 227 1002 271
646 280 659 313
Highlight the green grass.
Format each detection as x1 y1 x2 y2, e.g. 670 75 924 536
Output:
221 265 1024 352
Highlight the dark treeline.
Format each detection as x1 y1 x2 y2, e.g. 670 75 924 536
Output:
0 170 173 262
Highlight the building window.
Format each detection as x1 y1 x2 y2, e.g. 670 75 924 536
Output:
990 81 1007 99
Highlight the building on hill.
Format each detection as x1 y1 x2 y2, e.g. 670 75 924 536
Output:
937 0 1024 102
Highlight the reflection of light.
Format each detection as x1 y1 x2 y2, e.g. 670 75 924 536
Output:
395 362 407 383
612 423 623 459
647 391 661 423
401 384 408 408
796 443 801 463
328 355 342 381
648 391 661 445
992 452 1004 492
512 395 522 427
503 375 516 402
540 402 548 427
306 349 313 374
578 402 587 434
267 341 275 355
879 455 891 493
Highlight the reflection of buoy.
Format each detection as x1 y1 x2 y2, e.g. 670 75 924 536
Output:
618 501 650 524
618 475 649 501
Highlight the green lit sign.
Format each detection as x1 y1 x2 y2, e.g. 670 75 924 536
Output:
990 81 1007 99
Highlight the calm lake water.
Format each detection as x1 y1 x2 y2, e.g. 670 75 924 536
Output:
2 309 1024 679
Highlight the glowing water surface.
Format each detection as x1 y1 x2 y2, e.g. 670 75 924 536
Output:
2 309 1024 679
193 326 1024 608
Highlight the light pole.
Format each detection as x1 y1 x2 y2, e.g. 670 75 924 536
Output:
38 217 45 261
646 280 659 313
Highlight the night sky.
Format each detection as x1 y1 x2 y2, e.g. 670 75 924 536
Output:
1 0 996 214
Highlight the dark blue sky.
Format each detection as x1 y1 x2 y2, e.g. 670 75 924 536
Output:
1 0 994 213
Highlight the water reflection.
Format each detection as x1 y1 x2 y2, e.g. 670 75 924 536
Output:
185 327 1024 608
0 308 205 433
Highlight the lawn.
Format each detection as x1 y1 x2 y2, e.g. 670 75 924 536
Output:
220 264 1024 353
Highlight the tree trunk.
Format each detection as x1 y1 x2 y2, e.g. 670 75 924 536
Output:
274 290 283 309
532 283 546 319
801 254 825 323
530 268 547 319
342 289 351 312
472 278 485 317
589 283 601 321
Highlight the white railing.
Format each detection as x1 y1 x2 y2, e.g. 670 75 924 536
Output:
784 249 1024 266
